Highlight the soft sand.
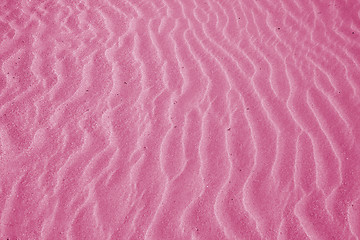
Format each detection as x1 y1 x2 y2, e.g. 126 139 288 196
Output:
0 0 360 239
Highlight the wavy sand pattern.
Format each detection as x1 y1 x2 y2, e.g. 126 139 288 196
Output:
0 0 360 239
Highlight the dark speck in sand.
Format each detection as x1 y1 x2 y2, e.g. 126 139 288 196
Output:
277 27 280 30
246 108 250 110
352 32 355 34
124 81 127 84
227 128 231 131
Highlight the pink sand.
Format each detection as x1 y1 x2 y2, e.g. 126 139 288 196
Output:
0 0 360 239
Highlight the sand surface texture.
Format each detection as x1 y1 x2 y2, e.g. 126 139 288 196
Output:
0 0 360 239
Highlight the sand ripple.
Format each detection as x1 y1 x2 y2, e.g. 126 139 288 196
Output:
0 0 360 239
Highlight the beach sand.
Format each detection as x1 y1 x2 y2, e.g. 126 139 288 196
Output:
0 0 360 239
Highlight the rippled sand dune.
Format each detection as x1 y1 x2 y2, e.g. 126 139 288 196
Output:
0 0 360 239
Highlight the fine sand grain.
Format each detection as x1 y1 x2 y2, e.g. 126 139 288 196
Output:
0 0 360 239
